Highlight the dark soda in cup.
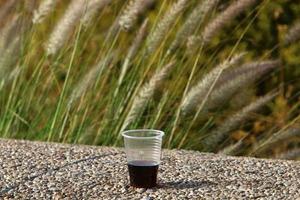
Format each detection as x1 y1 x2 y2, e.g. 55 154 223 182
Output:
128 160 159 188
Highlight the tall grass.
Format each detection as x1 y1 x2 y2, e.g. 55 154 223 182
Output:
0 0 299 159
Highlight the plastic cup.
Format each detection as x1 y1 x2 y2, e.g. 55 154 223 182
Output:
122 129 164 188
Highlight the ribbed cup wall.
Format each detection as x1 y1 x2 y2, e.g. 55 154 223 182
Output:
122 129 164 164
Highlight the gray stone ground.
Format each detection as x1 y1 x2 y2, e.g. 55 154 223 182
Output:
0 139 299 200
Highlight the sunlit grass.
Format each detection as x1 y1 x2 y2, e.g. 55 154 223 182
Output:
0 0 299 160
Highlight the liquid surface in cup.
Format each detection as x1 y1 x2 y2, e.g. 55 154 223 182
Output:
128 160 159 188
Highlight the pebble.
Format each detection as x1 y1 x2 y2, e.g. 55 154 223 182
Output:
0 139 299 199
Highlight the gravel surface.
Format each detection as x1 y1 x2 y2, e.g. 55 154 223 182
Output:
0 139 299 199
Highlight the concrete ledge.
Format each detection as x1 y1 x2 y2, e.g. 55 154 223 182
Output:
0 139 299 199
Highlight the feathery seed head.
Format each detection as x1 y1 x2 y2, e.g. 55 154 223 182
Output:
24 0 37 13
121 61 174 131
119 0 155 31
181 52 246 115
268 127 300 146
33 0 57 24
0 15 23 49
0 0 17 26
207 60 280 109
201 0 257 46
186 35 202 53
81 0 111 26
127 19 149 61
219 60 281 86
0 14 26 79
146 0 189 54
68 53 113 107
203 92 277 152
218 138 245 155
46 0 88 55
276 148 300 160
117 19 149 89
256 127 300 155
168 0 219 53
0 37 21 79
284 21 300 45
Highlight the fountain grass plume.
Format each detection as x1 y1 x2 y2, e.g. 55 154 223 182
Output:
81 0 111 26
121 61 174 131
68 54 113 108
266 128 300 146
0 15 22 49
0 14 25 78
117 19 149 89
0 66 21 90
218 60 280 86
203 92 277 152
201 0 257 46
276 148 300 160
206 60 280 110
284 21 300 45
33 0 57 24
46 0 88 55
24 0 37 13
218 138 245 156
168 0 219 54
119 0 155 31
0 37 20 79
186 35 202 53
254 128 300 155
146 0 188 55
181 52 246 115
0 0 17 25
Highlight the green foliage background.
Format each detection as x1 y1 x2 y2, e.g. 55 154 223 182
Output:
0 0 299 159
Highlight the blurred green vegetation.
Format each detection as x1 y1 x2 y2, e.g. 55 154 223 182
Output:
0 0 299 159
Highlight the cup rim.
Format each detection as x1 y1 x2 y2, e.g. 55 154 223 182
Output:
122 129 165 139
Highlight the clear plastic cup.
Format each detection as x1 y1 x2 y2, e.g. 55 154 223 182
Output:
122 129 164 188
